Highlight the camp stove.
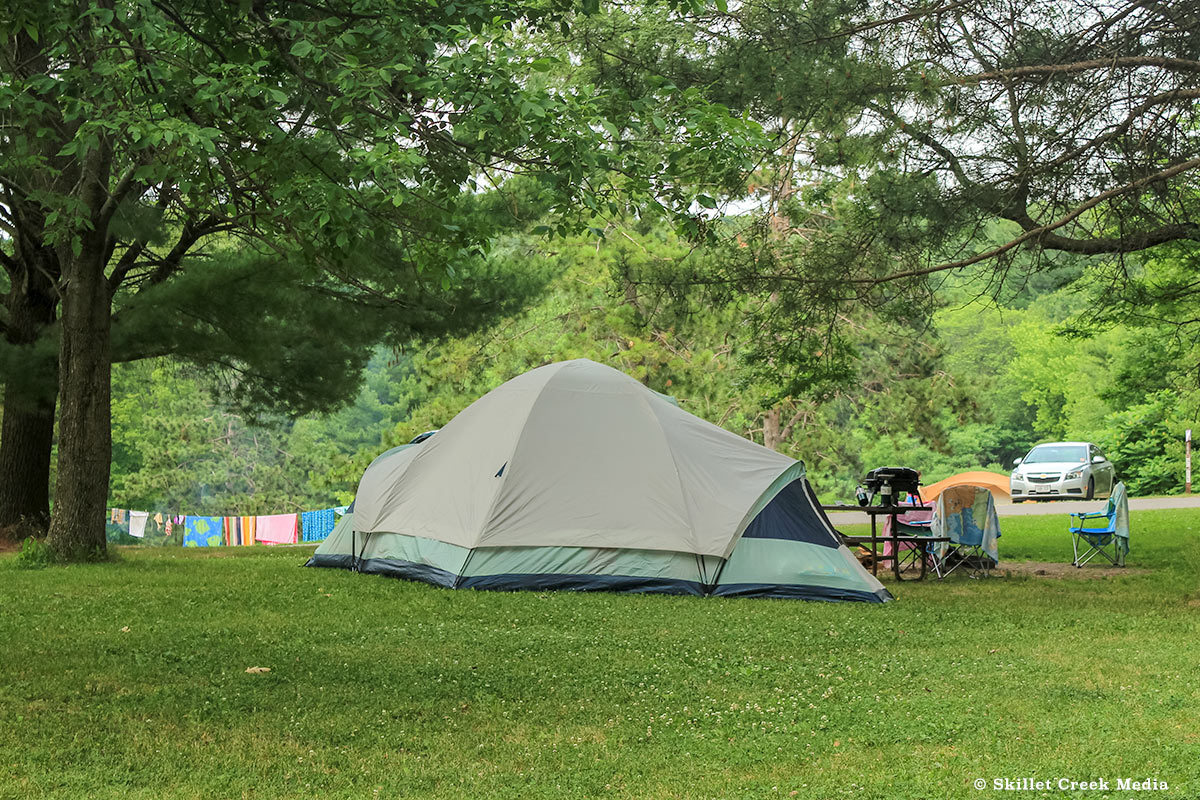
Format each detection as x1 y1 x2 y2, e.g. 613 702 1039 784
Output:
857 466 922 507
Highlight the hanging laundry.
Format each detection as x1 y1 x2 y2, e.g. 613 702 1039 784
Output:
104 519 128 542
300 509 337 542
153 512 164 532
105 508 130 542
128 511 150 538
225 517 252 546
240 516 257 545
255 513 298 545
183 516 224 547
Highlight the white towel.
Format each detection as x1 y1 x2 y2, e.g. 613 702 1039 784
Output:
129 510 150 538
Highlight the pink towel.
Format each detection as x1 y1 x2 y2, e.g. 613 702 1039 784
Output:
255 513 298 544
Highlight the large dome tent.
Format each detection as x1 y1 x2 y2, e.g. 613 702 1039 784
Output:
307 359 889 602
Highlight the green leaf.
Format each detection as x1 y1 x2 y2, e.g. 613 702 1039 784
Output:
290 40 314 58
696 195 717 209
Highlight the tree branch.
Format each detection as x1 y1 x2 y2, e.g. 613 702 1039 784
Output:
1042 87 1200 172
856 156 1200 285
758 1 976 52
866 102 978 192
961 56 1200 84
107 214 227 295
98 163 149 229
0 248 18 275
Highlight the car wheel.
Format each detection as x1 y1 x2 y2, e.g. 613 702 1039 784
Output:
1086 476 1095 501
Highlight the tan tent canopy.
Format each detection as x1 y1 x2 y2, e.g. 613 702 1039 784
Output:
311 359 889 602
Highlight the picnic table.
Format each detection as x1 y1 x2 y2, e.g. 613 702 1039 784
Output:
821 504 951 581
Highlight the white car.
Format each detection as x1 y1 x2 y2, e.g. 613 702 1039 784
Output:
1011 442 1116 502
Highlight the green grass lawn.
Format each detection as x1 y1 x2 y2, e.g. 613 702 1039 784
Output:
2 511 1198 799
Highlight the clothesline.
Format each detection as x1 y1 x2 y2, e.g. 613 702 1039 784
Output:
106 506 348 547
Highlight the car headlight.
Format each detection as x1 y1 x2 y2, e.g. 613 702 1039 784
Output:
1065 468 1084 480
1012 472 1023 480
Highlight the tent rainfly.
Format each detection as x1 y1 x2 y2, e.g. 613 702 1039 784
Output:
307 359 890 602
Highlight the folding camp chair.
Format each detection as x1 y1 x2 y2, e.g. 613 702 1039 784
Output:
930 485 1000 579
882 504 934 579
1069 481 1129 567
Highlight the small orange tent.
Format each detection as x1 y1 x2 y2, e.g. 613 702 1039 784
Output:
919 471 1011 503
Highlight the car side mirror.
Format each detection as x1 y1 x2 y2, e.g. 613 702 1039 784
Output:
1092 455 1105 463
1012 457 1023 466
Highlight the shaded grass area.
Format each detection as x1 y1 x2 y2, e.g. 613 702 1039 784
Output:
2 512 1198 799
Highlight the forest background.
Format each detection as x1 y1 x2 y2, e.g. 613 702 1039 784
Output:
106 220 1194 517
3 0 1197 542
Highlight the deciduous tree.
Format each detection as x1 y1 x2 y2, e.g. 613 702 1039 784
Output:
0 0 753 558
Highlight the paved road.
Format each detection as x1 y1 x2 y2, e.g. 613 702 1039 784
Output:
825 494 1200 525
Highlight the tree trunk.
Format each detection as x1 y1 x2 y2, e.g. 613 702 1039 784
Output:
46 253 112 561
0 263 59 539
763 407 782 451
0 402 57 539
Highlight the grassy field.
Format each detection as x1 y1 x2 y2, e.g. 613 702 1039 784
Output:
2 511 1198 799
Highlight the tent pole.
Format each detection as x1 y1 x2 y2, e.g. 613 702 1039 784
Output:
356 532 370 571
455 548 476 589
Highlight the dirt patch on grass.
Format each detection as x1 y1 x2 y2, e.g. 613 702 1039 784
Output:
871 559 1148 582
995 560 1148 579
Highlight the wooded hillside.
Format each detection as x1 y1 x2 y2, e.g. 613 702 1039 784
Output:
104 223 1196 512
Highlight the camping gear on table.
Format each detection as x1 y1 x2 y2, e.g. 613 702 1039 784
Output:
930 485 1000 578
858 466 922 507
308 359 890 603
1068 481 1129 567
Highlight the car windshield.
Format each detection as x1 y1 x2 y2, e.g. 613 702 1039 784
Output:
1025 445 1087 464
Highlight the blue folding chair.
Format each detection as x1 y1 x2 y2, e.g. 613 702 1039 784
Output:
1069 481 1129 567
